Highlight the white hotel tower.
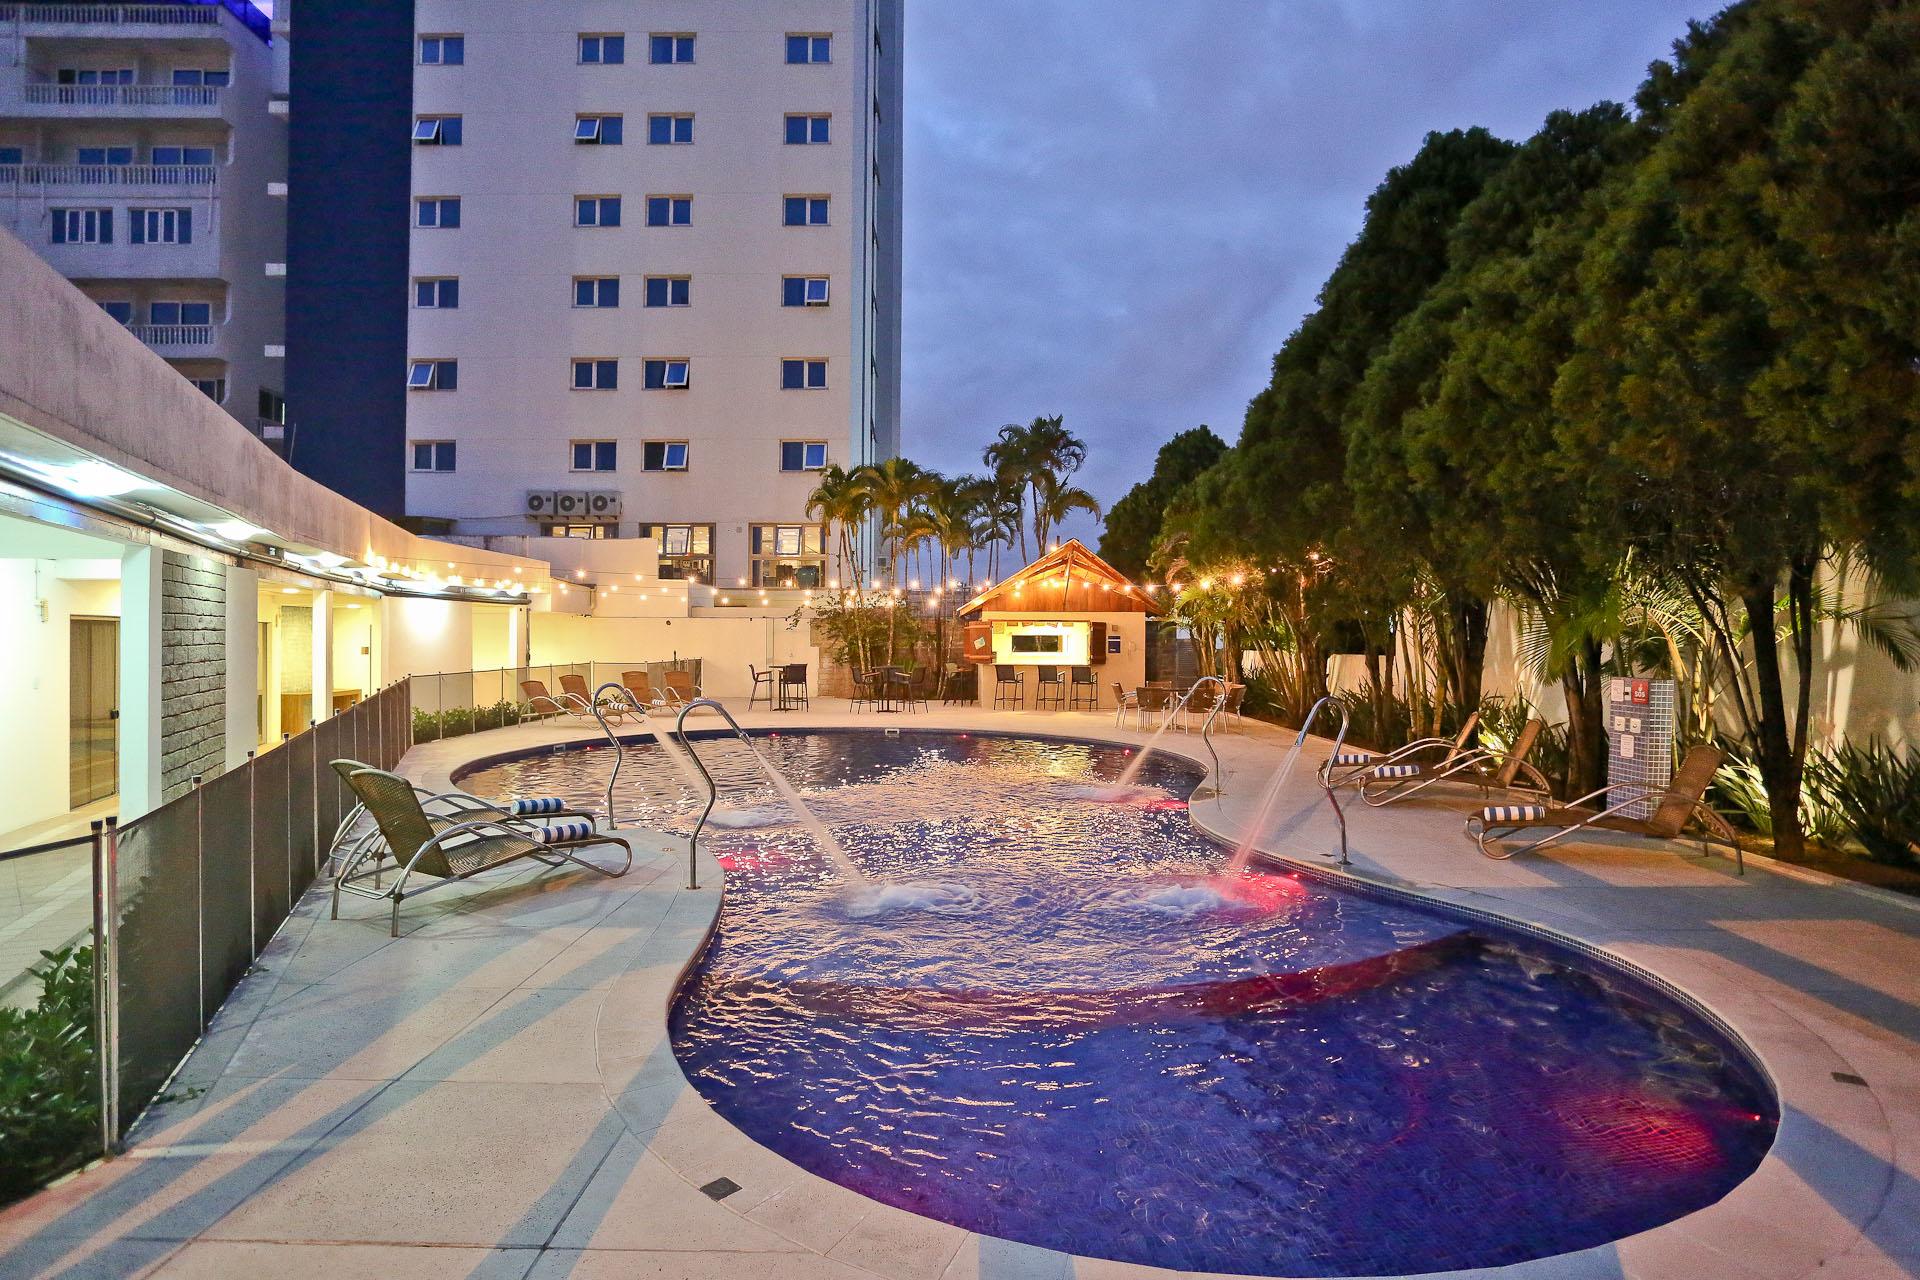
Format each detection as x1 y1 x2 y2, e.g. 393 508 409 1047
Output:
403 1 903 589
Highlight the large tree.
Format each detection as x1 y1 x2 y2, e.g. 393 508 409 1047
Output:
1098 426 1226 578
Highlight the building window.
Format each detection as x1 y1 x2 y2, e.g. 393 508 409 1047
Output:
411 440 456 471
151 144 215 167
191 377 226 403
416 196 461 228
648 523 712 580
0 146 23 166
643 441 689 471
419 34 464 65
56 68 134 85
645 195 691 226
575 195 622 226
570 440 617 471
647 114 694 145
75 145 133 165
51 208 112 244
782 276 830 307
575 114 624 145
573 276 619 308
130 207 191 244
781 441 828 471
649 34 694 64
98 300 133 324
578 33 625 64
572 358 618 390
783 195 829 226
643 359 689 389
150 300 212 326
784 114 830 145
407 359 457 391
786 34 831 64
413 115 462 146
414 277 459 308
259 387 286 424
545 523 608 540
170 67 231 87
643 276 690 308
750 524 826 587
780 359 828 390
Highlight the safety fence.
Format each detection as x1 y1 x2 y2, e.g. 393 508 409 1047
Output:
408 659 703 742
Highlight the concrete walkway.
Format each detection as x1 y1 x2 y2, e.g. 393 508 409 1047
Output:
2 703 1916 1280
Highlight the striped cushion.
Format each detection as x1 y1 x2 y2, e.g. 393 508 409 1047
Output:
537 819 596 843
510 797 566 816
1330 752 1375 766
1481 805 1548 825
1372 763 1421 779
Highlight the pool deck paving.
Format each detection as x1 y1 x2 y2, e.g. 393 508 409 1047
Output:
2 701 1917 1280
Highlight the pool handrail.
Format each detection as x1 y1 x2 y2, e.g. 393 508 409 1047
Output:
1184 675 1228 797
1295 695 1353 866
673 697 757 890
591 682 638 829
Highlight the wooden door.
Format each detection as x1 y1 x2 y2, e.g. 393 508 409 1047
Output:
69 617 119 807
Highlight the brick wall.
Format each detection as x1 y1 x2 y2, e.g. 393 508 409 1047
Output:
160 552 228 799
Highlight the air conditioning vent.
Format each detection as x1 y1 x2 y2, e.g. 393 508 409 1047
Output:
586 491 623 519
554 490 591 517
525 491 559 517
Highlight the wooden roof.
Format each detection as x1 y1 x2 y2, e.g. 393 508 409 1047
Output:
957 539 1166 617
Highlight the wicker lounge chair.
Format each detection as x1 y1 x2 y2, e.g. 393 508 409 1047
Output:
1465 744 1741 872
519 678 593 723
561 672 631 723
621 670 672 714
1321 712 1482 789
1359 718 1551 807
337 766 632 935
325 758 594 880
662 669 701 705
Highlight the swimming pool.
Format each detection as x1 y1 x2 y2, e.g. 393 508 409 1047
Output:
458 729 1776 1276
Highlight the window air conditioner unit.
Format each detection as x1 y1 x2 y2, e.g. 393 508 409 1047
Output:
587 491 622 519
525 491 559 517
554 490 591 517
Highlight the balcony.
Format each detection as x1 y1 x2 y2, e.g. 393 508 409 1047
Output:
0 162 218 190
129 321 214 351
0 4 225 33
13 81 228 118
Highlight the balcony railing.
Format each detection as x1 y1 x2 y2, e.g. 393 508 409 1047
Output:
21 82 222 107
0 162 217 186
0 3 221 25
129 322 214 345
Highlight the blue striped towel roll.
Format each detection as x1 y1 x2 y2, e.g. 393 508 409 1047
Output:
1373 763 1422 779
1481 805 1548 825
510 797 567 815
1330 752 1375 766
537 819 596 843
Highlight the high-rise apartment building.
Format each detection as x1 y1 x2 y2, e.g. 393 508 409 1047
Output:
0 0 289 443
403 1 903 588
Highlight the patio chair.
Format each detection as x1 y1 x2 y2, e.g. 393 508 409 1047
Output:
325 758 594 880
941 664 976 705
519 679 593 723
1360 718 1551 807
849 669 879 713
1465 745 1741 872
779 663 810 710
747 665 776 711
560 672 632 723
1068 666 1098 711
1112 682 1139 727
993 665 1024 709
1321 712 1482 789
1035 666 1067 710
1136 684 1177 728
663 670 701 705
897 667 932 713
337 766 632 936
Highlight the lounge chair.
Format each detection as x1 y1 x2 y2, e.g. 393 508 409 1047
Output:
621 670 671 714
338 766 632 935
663 670 701 705
325 758 594 879
1321 712 1482 789
1035 666 1067 710
519 678 593 723
1068 666 1098 711
1359 718 1551 807
1465 744 1741 872
561 672 632 723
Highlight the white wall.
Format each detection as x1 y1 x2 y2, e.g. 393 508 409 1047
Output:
117 545 162 819
0 559 119 834
223 563 258 768
530 610 818 700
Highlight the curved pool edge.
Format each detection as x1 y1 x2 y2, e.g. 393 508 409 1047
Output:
403 711 1903 1280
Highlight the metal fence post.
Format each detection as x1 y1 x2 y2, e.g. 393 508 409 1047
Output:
98 816 121 1150
192 774 205 1031
245 750 256 957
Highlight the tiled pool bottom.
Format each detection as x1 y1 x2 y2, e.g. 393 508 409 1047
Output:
460 730 1778 1276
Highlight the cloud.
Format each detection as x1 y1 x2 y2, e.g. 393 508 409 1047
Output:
900 0 1711 545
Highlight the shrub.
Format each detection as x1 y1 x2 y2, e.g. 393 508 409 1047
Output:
1477 695 1573 799
1712 751 1851 847
0 946 99 1205
1806 741 1920 868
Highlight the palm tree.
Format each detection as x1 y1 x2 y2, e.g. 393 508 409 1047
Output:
1032 473 1101 556
859 456 931 587
982 415 1089 565
923 476 985 589
805 464 871 592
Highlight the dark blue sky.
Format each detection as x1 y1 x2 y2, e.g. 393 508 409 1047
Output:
900 0 1715 546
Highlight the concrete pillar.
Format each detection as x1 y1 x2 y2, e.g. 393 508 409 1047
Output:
224 563 259 767
116 544 162 820
310 587 333 725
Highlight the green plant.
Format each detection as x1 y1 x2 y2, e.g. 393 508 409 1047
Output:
1712 751 1850 847
1806 742 1920 868
0 946 99 1204
1477 694 1573 799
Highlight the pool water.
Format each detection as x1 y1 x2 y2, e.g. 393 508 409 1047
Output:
459 730 1776 1276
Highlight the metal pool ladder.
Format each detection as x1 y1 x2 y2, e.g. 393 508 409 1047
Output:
672 697 759 891
1296 695 1354 867
589 682 634 829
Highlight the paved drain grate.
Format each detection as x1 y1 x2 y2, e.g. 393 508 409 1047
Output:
1831 1072 1868 1087
700 1176 742 1201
